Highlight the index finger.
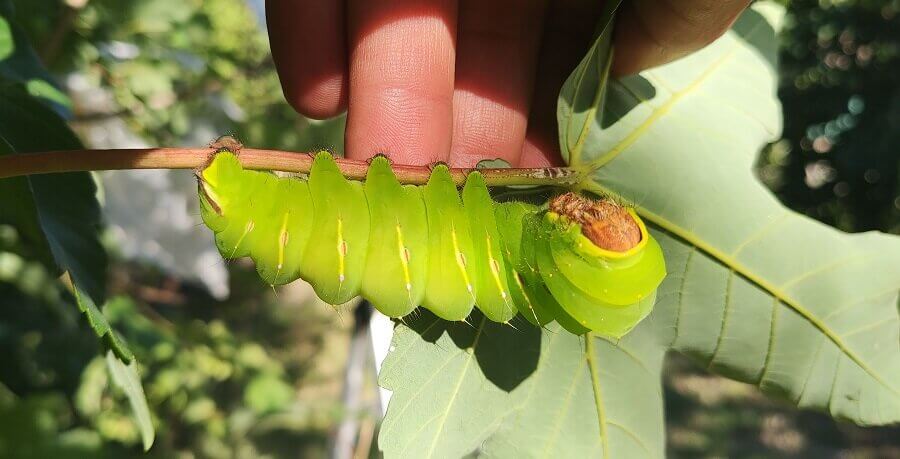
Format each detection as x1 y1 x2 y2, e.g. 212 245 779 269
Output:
612 0 750 76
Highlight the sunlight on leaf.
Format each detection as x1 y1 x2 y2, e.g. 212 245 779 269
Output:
578 2 900 426
0 17 11 61
71 280 134 362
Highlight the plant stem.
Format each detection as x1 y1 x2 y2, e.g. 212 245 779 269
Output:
584 333 610 458
0 147 583 187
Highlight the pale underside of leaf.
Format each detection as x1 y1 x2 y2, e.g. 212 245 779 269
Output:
573 3 900 425
378 314 666 458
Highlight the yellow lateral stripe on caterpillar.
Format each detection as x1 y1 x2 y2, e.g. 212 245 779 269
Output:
486 236 510 303
450 224 475 298
275 213 289 279
336 217 346 285
231 220 254 259
197 150 666 338
395 224 413 300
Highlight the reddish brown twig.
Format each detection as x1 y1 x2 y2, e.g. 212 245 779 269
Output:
0 147 583 187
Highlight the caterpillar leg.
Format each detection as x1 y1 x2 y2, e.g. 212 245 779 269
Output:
420 165 476 321
301 152 370 305
361 156 427 317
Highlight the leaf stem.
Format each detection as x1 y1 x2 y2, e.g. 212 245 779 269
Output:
0 147 584 187
585 332 610 458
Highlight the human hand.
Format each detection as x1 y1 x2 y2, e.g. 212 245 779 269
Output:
266 0 749 167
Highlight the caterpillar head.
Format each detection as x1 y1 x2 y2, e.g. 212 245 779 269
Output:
548 192 645 255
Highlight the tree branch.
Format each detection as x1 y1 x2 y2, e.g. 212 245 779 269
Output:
0 147 584 187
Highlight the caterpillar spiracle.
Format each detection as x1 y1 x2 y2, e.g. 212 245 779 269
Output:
197 150 666 338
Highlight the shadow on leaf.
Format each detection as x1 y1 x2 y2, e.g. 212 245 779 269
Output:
401 309 541 392
731 7 778 70
601 75 656 128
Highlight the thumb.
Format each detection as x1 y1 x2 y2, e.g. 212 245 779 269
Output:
612 0 750 76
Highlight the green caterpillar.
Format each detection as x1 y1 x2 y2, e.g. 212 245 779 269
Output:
198 150 666 338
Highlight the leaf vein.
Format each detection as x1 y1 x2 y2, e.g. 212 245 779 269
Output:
757 297 780 385
795 334 826 406
841 317 898 339
585 334 610 459
730 212 791 256
583 183 900 396
607 421 653 457
671 246 697 348
707 269 735 369
423 317 488 459
541 353 588 458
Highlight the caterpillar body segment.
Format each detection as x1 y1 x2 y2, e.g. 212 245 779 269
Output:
198 150 667 338
300 152 370 304
421 165 478 320
361 156 427 317
256 178 313 285
462 172 517 323
493 205 557 327
518 213 589 334
549 222 666 306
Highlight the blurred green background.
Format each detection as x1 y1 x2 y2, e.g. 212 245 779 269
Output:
0 0 897 457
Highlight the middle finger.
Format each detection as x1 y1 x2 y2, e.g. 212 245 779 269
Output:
345 0 458 165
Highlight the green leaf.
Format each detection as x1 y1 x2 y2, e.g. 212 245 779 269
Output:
0 84 107 304
0 16 11 61
105 350 155 451
72 283 134 362
244 374 294 414
575 3 900 426
0 8 71 115
556 0 622 166
378 312 666 458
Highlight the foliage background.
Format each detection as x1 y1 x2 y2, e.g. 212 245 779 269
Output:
0 0 897 457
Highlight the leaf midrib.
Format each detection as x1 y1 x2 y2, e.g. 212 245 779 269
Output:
584 334 609 458
585 180 900 397
422 316 487 459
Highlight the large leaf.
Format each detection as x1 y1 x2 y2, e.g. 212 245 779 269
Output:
572 2 900 426
381 3 898 457
378 312 665 458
